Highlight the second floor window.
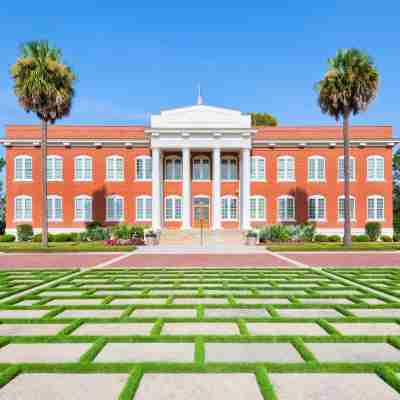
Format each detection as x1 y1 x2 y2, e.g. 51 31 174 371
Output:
338 156 356 181
75 156 93 181
277 156 295 182
106 156 124 181
221 157 238 180
251 156 266 181
47 195 63 221
165 157 182 180
136 156 152 181
47 156 63 181
192 157 210 180
308 156 326 182
367 156 384 181
106 196 124 221
14 155 32 181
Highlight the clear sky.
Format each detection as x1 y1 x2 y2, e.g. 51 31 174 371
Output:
0 0 398 137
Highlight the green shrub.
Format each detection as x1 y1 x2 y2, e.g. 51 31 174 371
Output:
86 220 102 230
314 234 329 242
381 235 393 242
352 234 370 242
83 226 109 241
17 224 33 241
0 234 15 242
328 235 341 242
52 233 75 242
269 224 293 242
393 232 400 242
258 226 271 242
111 224 144 240
365 222 382 241
298 222 316 242
32 233 55 243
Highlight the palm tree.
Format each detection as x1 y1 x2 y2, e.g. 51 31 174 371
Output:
10 41 76 246
316 49 379 246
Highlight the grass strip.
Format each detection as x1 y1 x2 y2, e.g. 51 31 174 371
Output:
0 366 20 389
118 367 143 400
255 367 278 400
376 366 400 394
79 338 107 363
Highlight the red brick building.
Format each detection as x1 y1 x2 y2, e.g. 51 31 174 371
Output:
2 101 396 236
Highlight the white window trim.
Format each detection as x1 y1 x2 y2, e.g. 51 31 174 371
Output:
338 156 356 182
251 156 266 182
277 195 296 222
106 195 124 222
367 155 385 182
192 156 211 181
250 195 266 221
14 155 32 182
308 155 326 182
337 195 356 222
106 155 124 182
164 195 183 221
47 195 63 222
135 155 152 181
14 195 32 222
277 155 295 182
74 155 93 182
136 195 152 221
164 156 182 182
74 195 93 222
47 155 63 182
367 195 385 222
221 156 238 182
221 195 239 221
307 195 327 222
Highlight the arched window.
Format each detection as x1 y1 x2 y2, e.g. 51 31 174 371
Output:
308 156 326 182
106 195 124 221
106 155 124 181
277 156 295 182
367 155 384 181
165 156 182 180
221 156 238 180
192 156 210 180
136 156 152 181
14 155 32 181
277 195 295 222
338 156 356 181
251 156 266 181
14 195 32 221
47 195 63 221
74 195 93 222
47 155 63 181
136 195 152 221
367 195 385 221
308 195 326 221
74 156 93 181
338 195 356 221
165 196 182 220
250 196 266 221
221 196 238 220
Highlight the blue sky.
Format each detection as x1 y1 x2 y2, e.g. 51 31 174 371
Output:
0 0 399 137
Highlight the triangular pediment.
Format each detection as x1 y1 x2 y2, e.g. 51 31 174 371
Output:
151 105 251 129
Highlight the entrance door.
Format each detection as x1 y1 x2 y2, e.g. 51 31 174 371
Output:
193 197 210 228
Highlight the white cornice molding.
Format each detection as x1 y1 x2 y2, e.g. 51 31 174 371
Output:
0 139 149 148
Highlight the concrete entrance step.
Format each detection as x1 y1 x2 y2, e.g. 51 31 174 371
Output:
160 229 245 246
135 244 266 254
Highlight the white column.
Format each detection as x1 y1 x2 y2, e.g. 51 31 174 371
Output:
241 148 251 230
151 147 161 231
182 147 191 229
212 147 221 230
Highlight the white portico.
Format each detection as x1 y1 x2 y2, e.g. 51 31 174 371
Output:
145 101 255 231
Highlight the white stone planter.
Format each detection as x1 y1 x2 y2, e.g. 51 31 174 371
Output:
246 236 257 246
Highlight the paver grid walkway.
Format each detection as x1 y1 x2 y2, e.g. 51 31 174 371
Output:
0 267 399 398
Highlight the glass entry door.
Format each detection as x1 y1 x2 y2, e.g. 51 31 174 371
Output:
193 197 210 228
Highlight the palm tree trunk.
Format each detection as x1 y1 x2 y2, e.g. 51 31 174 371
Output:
41 120 48 247
343 114 352 247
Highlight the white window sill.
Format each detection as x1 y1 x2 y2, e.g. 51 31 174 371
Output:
13 219 32 223
367 179 385 182
251 179 267 183
192 179 211 182
221 219 239 222
74 219 93 222
136 219 152 222
105 179 125 182
338 219 357 223
367 219 385 222
106 219 125 222
48 219 63 223
250 218 266 222
165 179 182 182
308 218 327 223
164 219 182 222
338 179 356 182
135 179 152 182
308 179 326 183
47 179 63 182
74 179 93 182
277 219 296 223
221 179 239 182
14 179 33 182
277 179 296 183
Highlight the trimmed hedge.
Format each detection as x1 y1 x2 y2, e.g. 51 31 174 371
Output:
352 234 370 242
16 224 33 241
381 235 393 242
365 222 382 241
314 234 329 243
0 234 16 242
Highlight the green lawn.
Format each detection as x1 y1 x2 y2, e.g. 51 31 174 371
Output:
266 242 400 252
0 241 135 253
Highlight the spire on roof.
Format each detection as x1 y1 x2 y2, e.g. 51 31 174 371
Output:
196 83 204 105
